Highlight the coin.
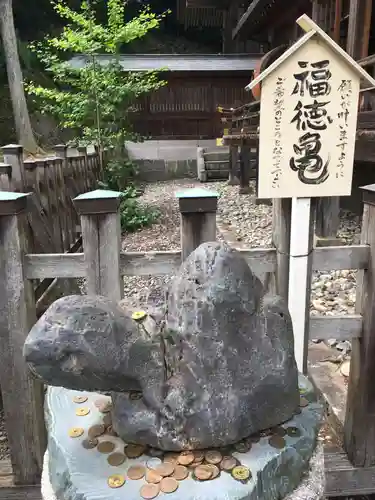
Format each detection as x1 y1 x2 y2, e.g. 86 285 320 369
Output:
232 465 251 481
145 469 163 484
286 426 301 438
234 440 251 453
128 464 146 480
271 426 287 437
107 452 126 466
299 397 309 408
107 474 125 488
206 464 220 479
76 407 90 417
220 456 237 471
269 435 286 449
103 414 112 427
148 448 164 458
73 395 88 404
97 441 116 454
88 424 105 438
132 311 147 322
194 464 213 481
146 457 162 469
82 438 98 449
125 443 146 458
193 450 205 461
205 450 222 465
155 463 174 477
160 477 179 493
178 451 195 465
68 427 84 438
172 465 189 481
163 453 179 464
140 483 160 499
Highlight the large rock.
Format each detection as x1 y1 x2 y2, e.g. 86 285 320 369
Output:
24 242 299 450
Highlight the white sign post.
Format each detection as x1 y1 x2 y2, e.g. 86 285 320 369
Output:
246 14 375 373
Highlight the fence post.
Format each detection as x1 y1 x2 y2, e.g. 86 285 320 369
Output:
2 144 24 191
176 188 218 261
197 147 206 182
0 192 46 484
272 198 292 302
74 189 123 301
239 145 252 194
344 183 375 466
228 145 239 186
54 144 68 165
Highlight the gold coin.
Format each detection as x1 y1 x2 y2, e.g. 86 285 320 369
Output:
128 464 146 480
140 483 160 499
206 464 220 479
234 441 251 453
172 465 189 481
107 474 125 488
125 443 147 458
194 464 213 481
271 426 287 438
205 450 222 465
269 435 286 449
76 407 90 417
97 441 116 454
145 469 163 484
107 452 126 466
132 311 147 322
73 395 88 404
232 465 251 481
88 424 105 438
160 477 179 493
286 426 301 438
82 438 98 449
299 397 309 408
220 456 237 471
177 451 195 465
155 462 174 477
68 427 84 438
163 453 179 464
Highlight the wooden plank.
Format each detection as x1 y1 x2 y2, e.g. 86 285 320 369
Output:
232 0 270 39
347 0 372 60
309 315 362 340
81 215 100 294
0 195 46 484
272 198 291 302
312 245 369 271
0 486 42 500
345 192 375 466
98 212 123 301
325 447 375 497
25 254 85 279
315 197 340 239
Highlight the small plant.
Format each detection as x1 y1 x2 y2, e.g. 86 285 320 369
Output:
119 188 160 233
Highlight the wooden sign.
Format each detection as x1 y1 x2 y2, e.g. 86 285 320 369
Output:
247 14 375 200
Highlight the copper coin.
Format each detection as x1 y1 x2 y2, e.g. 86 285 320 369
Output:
220 456 238 471
145 469 163 484
82 437 98 449
234 440 251 453
163 453 179 464
178 451 195 465
299 397 309 408
68 427 84 438
147 457 163 470
172 465 189 481
76 407 90 417
194 464 213 481
97 441 116 454
271 426 287 437
107 474 125 488
160 477 179 493
269 435 286 449
155 462 174 477
193 450 205 461
286 426 301 438
205 450 222 465
140 483 160 499
128 464 146 480
88 424 105 438
125 443 146 458
73 395 88 404
107 452 126 466
149 447 164 458
206 464 220 479
191 457 204 467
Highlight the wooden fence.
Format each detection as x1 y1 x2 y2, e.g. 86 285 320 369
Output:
0 185 374 497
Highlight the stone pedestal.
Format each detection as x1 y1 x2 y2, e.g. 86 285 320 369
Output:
45 374 323 500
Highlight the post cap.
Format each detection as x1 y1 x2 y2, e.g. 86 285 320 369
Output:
2 144 23 155
176 187 218 214
73 189 123 215
361 184 375 207
54 144 68 151
0 192 31 215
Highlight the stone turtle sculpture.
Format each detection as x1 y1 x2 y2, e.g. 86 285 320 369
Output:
24 241 299 450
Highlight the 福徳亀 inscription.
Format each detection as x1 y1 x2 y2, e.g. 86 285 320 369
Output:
290 59 333 185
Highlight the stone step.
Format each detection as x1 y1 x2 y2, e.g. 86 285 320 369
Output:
204 152 230 162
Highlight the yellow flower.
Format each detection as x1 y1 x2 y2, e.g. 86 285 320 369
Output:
132 311 147 322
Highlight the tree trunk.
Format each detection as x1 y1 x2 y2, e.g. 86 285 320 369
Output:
0 0 38 154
